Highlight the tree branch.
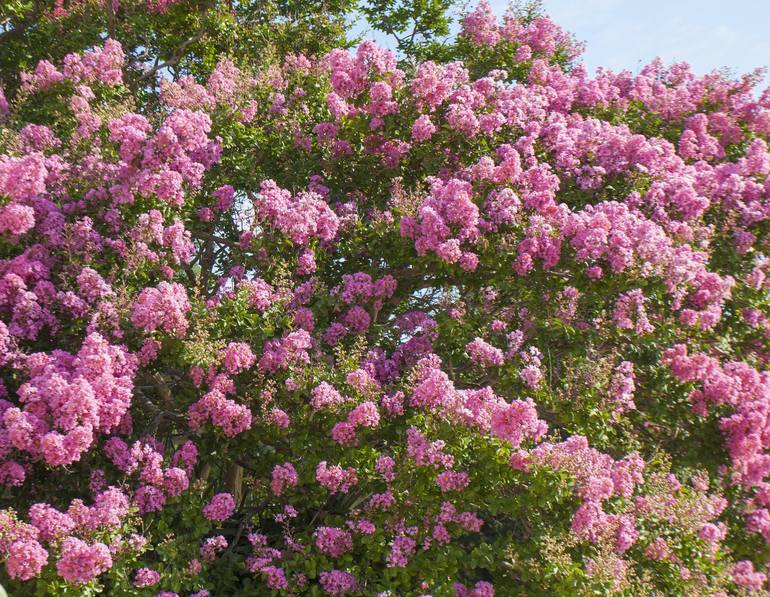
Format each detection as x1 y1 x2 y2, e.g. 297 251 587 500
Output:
138 27 207 82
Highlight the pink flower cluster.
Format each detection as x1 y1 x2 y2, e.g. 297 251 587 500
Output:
466 337 504 367
104 438 193 514
315 526 353 558
202 492 236 522
254 180 339 246
221 341 256 374
3 333 136 472
510 436 647 553
131 282 191 337
324 272 398 339
311 382 348 411
489 399 547 447
133 567 161 587
331 400 381 445
608 361 636 419
663 344 770 542
6 538 48 581
271 462 299 496
200 535 228 561
56 537 113 585
454 581 495 597
401 177 481 271
258 330 312 374
20 39 125 93
188 389 253 438
319 569 357 595
316 461 358 494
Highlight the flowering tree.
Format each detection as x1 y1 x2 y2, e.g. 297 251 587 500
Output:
2 0 770 595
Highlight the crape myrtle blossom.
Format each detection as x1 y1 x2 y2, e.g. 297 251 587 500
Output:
202 493 235 522
1 1 770 595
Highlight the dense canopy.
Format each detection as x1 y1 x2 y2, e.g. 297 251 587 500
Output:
2 1 770 595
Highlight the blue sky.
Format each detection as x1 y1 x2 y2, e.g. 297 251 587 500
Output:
355 0 770 84
525 0 770 78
